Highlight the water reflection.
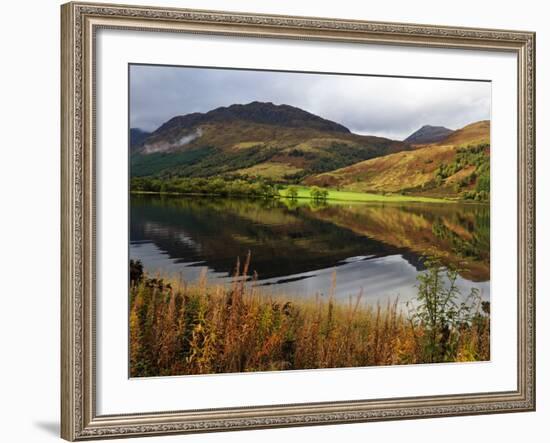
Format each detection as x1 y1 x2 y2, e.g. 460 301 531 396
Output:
130 195 490 304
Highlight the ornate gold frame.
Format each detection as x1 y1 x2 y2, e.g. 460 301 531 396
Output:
61 2 536 440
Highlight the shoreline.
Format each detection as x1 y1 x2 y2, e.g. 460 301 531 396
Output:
129 189 463 204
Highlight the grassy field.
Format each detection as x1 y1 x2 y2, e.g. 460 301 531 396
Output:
279 186 450 204
130 257 489 377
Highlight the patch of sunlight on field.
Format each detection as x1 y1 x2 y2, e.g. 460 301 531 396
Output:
293 137 356 151
279 186 450 204
237 162 303 179
232 141 265 150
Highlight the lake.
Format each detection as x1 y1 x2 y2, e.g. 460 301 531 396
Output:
130 195 490 306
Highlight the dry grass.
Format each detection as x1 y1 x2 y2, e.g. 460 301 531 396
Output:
130 256 489 377
236 162 303 179
305 120 490 197
433 120 490 147
306 144 457 192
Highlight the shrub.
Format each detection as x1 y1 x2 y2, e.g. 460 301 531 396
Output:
407 257 489 362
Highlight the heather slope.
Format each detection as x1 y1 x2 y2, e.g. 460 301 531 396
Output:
305 121 490 199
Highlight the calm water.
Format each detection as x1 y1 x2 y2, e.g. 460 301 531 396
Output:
130 195 490 305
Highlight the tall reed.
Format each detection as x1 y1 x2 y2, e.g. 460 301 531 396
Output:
129 257 489 377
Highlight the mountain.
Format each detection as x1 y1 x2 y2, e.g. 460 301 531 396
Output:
305 120 490 199
150 101 350 144
130 102 410 179
404 125 453 144
130 128 151 151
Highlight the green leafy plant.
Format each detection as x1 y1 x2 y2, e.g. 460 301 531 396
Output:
407 257 488 362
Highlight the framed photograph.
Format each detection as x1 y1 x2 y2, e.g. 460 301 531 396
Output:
61 1 536 440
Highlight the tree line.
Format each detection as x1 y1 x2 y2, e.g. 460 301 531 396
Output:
131 176 330 202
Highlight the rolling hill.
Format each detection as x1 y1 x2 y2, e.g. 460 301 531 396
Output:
305 120 490 199
433 120 490 146
130 102 410 179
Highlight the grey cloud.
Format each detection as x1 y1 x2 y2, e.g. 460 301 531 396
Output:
130 65 490 141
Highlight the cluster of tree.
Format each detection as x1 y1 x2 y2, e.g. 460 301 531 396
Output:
130 146 217 177
433 143 490 201
131 145 281 178
285 186 299 199
131 176 281 199
309 186 329 201
282 185 329 202
131 176 334 205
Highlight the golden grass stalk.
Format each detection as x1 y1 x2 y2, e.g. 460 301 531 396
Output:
129 264 489 377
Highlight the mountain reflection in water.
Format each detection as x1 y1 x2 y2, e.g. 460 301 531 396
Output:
130 195 490 304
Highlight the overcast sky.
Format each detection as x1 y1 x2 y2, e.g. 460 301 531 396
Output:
130 64 491 141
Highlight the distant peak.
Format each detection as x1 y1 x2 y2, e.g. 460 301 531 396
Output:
404 125 453 144
420 124 446 129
